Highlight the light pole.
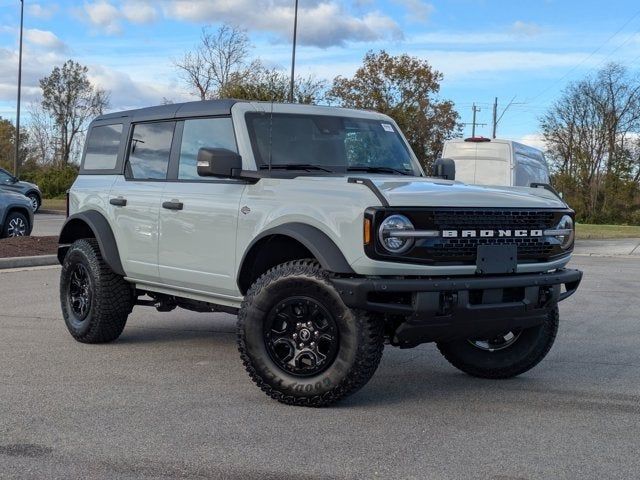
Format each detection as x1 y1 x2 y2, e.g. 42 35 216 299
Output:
288 0 299 103
15 0 24 176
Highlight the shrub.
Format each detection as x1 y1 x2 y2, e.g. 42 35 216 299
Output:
19 164 78 198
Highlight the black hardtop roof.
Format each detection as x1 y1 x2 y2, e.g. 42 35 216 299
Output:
94 99 241 123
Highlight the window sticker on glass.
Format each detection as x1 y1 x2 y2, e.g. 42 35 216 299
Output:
381 123 394 132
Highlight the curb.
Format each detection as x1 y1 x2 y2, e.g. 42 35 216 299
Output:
0 255 59 270
38 209 65 215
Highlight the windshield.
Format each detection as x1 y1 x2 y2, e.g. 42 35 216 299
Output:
245 113 421 175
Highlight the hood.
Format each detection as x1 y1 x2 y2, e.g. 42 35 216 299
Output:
364 176 567 209
20 180 39 190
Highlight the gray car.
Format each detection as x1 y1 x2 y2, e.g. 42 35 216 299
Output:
0 191 33 238
0 168 42 212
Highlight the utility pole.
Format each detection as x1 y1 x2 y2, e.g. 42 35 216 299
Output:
288 0 299 103
470 104 487 138
14 0 24 176
493 95 522 138
463 103 487 137
492 97 498 139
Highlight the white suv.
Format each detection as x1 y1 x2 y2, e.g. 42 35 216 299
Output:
58 100 582 407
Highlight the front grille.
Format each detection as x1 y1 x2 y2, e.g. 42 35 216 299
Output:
367 208 572 266
423 210 558 262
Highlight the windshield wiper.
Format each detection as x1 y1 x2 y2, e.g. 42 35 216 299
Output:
261 164 334 173
347 166 413 176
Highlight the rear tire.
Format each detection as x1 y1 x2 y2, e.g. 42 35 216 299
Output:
437 306 559 379
237 260 385 407
27 194 40 213
60 239 134 343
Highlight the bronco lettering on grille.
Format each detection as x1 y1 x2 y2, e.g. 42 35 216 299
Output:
441 229 543 238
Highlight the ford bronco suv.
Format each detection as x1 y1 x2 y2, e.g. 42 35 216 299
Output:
58 100 582 407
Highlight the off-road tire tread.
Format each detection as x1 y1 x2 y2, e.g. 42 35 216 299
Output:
61 239 133 344
237 260 384 407
436 307 559 379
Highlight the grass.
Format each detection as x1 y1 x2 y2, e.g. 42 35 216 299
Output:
41 198 66 212
576 224 640 240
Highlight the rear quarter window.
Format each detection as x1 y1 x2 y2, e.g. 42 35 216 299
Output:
83 124 124 170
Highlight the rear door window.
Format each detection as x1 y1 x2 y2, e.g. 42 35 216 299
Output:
83 124 123 170
127 122 175 180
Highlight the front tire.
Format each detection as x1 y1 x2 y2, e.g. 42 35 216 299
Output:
2 211 29 238
437 307 559 379
237 260 384 407
60 239 134 343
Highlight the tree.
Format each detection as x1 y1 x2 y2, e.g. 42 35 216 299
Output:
0 118 29 172
40 60 109 165
26 103 57 166
219 62 325 104
541 63 640 223
327 51 461 169
175 24 251 100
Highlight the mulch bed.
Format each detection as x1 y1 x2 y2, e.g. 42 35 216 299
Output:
0 236 58 258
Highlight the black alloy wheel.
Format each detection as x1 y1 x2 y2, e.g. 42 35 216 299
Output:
264 297 340 377
68 263 92 324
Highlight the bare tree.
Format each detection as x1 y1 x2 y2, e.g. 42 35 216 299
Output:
27 102 56 165
39 60 109 165
175 24 251 100
541 63 640 222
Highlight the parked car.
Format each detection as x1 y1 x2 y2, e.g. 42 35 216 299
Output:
0 190 33 238
442 138 550 187
0 167 42 212
57 100 582 407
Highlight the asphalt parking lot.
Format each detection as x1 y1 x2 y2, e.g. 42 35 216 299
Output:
1 255 639 479
31 213 65 237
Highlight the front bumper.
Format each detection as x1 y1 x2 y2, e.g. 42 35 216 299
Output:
331 268 582 347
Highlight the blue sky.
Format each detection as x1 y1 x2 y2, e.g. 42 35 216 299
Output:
1 0 640 148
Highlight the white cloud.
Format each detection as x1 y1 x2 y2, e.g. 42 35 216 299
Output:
83 1 123 34
88 65 188 109
516 133 546 150
24 29 67 52
81 1 160 34
122 2 159 24
0 47 64 106
511 21 542 37
27 3 59 20
163 0 402 47
78 0 400 47
393 0 434 23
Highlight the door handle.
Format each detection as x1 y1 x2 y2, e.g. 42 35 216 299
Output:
162 201 184 211
110 198 127 207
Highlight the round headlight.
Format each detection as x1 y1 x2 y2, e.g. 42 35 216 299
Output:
378 215 415 254
557 214 575 249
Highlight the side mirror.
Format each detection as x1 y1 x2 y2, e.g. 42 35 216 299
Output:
197 148 242 178
432 158 456 181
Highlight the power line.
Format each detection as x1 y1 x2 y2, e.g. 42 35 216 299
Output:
526 8 640 103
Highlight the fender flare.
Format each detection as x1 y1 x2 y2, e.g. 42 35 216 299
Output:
58 210 125 276
239 222 355 280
